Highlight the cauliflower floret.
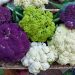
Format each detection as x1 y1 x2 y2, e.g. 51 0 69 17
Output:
47 46 58 63
22 0 31 8
21 57 29 66
48 25 75 65
33 0 43 6
58 55 69 65
14 0 22 6
21 42 57 74
39 49 47 63
32 0 48 7
69 53 75 65
31 42 38 46
29 62 42 74
47 51 57 63
57 51 70 65
41 63 50 71
27 47 40 61
42 46 50 54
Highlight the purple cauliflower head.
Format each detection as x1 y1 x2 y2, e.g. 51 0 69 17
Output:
60 4 75 29
0 6 11 25
0 23 30 62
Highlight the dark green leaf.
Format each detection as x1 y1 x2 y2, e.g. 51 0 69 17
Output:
6 3 23 23
14 6 23 18
0 69 4 75
63 0 75 3
53 18 60 22
63 69 72 75
6 3 15 11
49 1 62 9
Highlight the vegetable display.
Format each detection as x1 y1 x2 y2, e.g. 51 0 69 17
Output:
19 6 55 42
0 0 75 75
0 23 30 62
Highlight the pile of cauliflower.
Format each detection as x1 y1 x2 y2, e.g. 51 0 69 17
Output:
1 0 75 75
14 0 48 8
21 25 75 74
21 42 58 74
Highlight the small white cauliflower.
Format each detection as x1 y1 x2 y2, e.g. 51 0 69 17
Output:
48 25 75 65
21 42 57 74
14 0 48 8
0 0 9 5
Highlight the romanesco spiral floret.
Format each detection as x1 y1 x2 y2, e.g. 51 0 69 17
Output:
19 6 55 42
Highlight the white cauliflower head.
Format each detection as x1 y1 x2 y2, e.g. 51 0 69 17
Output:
48 25 75 65
14 0 48 8
21 42 57 74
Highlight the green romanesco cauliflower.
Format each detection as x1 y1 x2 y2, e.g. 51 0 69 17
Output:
19 6 55 42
